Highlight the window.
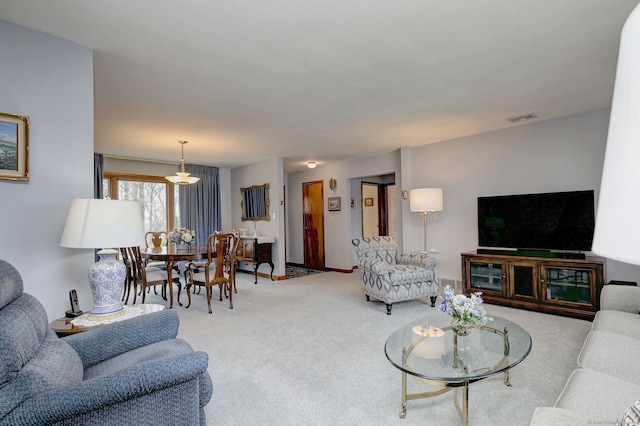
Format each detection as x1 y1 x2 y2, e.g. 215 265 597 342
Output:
103 173 178 233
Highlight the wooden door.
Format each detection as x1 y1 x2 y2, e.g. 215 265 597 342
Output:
302 181 325 270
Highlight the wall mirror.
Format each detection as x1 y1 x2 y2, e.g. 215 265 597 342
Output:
241 183 270 221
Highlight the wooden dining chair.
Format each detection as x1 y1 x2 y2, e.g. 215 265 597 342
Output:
187 232 239 314
144 231 169 270
145 231 167 248
128 246 181 305
119 247 135 305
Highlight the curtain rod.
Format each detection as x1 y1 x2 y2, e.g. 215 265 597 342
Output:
101 153 179 166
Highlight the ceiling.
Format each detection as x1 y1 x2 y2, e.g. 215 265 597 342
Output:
1 1 638 172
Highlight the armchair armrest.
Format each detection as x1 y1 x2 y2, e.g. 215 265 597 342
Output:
396 252 437 269
4 351 209 425
600 285 640 313
357 257 388 275
63 309 179 368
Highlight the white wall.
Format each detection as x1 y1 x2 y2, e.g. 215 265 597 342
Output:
286 108 640 284
402 108 615 282
0 20 94 319
231 157 285 277
286 152 401 270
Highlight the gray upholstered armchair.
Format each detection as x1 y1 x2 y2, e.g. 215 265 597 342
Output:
0 259 212 425
352 236 439 315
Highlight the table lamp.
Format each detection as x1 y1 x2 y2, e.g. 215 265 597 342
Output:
410 188 443 253
591 3 640 266
60 199 145 320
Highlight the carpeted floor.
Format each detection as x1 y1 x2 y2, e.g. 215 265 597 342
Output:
150 271 591 425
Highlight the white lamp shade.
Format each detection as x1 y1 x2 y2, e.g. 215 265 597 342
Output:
592 3 640 265
60 199 146 249
410 188 443 213
166 172 200 185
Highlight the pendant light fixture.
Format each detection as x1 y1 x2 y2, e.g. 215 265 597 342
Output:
165 140 200 185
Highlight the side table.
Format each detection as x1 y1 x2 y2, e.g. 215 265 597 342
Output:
49 304 164 337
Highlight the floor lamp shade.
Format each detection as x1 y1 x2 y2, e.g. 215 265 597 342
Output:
60 199 145 317
410 188 444 213
591 3 640 265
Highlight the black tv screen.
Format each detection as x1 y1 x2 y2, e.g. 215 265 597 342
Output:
477 190 595 252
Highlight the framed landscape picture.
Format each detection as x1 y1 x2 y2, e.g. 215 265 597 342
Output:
328 196 341 211
0 112 30 181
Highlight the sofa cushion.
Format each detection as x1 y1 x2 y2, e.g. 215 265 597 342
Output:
0 260 23 310
85 338 196 380
530 407 600 425
388 265 433 286
577 331 640 384
592 310 640 340
555 368 640 421
0 329 83 419
0 293 55 386
618 400 640 426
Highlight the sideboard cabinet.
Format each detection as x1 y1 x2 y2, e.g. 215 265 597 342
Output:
461 251 605 320
238 236 275 284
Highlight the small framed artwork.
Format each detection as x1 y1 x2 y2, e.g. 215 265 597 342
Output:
364 197 374 207
328 196 341 211
350 197 355 209
0 112 30 181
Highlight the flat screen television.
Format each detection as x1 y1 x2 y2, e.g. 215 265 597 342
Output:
477 190 595 252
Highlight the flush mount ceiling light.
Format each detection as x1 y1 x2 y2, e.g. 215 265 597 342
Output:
165 140 200 185
307 161 317 169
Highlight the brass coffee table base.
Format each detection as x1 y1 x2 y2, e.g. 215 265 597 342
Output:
399 325 512 426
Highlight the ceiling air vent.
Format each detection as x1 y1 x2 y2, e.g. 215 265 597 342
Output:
506 113 538 123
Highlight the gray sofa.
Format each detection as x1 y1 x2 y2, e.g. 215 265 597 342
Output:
0 258 213 425
531 284 640 425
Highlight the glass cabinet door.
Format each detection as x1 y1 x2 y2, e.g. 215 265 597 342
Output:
468 261 504 294
542 266 593 305
509 262 538 300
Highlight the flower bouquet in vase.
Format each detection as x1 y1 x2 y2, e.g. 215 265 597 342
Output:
438 285 492 336
167 227 195 249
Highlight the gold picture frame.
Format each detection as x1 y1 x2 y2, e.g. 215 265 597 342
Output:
0 112 30 181
364 197 374 207
328 196 341 211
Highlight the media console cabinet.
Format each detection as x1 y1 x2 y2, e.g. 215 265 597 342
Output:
462 251 605 320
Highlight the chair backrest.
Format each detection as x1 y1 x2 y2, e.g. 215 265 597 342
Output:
146 231 167 248
351 236 398 265
206 232 240 280
0 259 84 418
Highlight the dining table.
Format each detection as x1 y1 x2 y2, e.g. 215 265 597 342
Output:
140 245 209 308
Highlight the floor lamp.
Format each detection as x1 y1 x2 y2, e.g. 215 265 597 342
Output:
409 188 443 253
592 3 640 265
60 199 145 320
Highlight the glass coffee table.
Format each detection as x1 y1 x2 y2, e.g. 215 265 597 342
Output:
385 314 532 425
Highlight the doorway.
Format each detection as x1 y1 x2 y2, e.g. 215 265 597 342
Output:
302 180 325 270
361 181 396 237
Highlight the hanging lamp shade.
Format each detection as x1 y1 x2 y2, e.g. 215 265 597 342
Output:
165 140 200 185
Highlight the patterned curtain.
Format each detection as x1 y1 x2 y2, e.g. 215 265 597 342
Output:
179 164 221 246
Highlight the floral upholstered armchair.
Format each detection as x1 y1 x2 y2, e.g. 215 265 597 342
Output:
352 236 439 315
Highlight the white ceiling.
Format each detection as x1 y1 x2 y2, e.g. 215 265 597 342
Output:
1 0 638 172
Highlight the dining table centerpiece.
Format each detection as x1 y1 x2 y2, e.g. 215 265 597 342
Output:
438 285 492 336
167 227 195 248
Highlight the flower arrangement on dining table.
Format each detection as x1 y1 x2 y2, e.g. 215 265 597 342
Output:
438 285 493 331
167 227 195 245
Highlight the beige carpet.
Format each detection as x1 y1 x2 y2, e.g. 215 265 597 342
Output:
150 271 591 425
